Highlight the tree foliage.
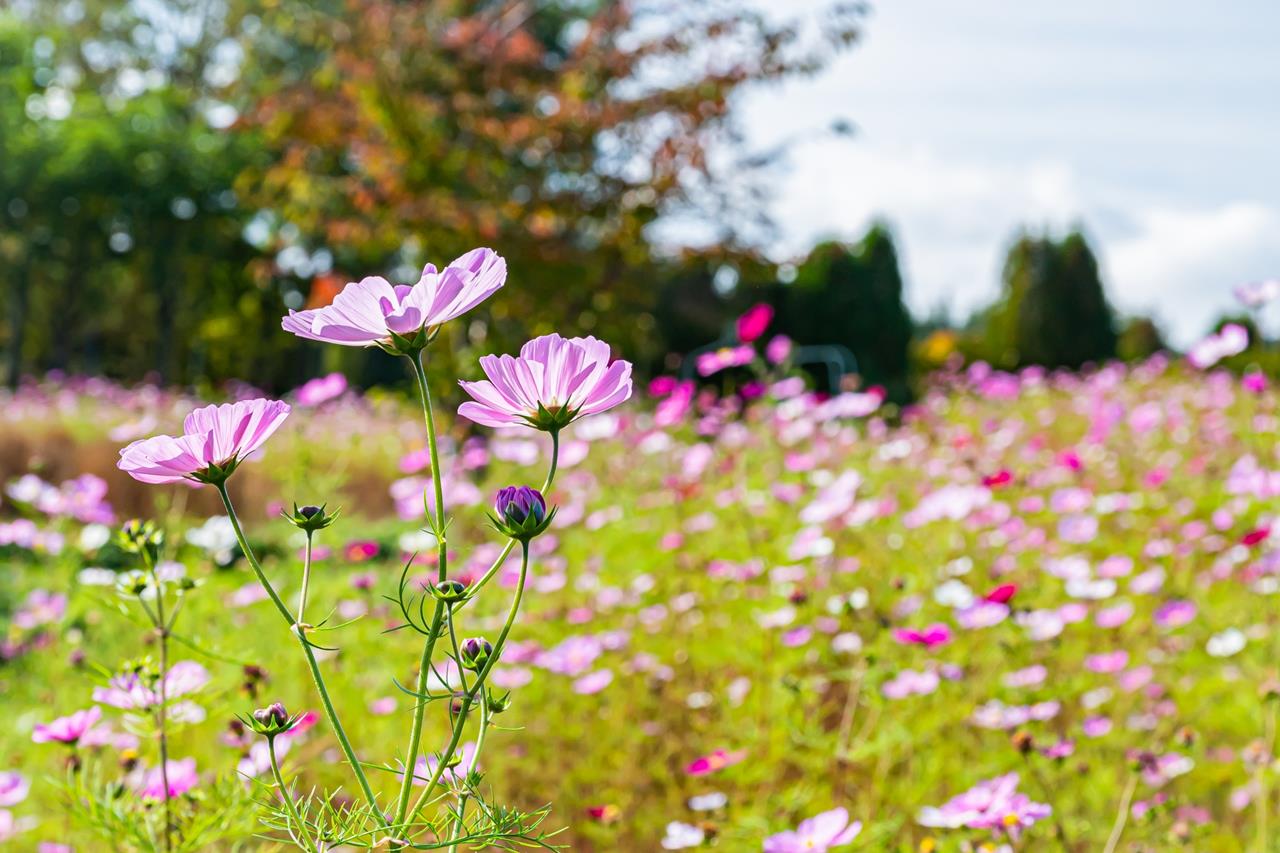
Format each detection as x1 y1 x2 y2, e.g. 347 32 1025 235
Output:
979 229 1117 370
0 1 863 390
777 224 914 398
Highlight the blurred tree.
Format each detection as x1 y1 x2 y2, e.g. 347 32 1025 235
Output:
2 1 862 390
237 0 864 383
776 224 914 399
981 229 1117 370
0 5 270 388
1116 316 1167 362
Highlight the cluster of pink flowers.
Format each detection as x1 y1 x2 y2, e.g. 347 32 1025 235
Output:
917 773 1051 839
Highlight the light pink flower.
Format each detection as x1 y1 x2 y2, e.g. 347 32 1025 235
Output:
0 772 29 807
400 742 479 785
294 372 348 406
93 661 210 710
1188 323 1248 369
918 772 1050 840
696 345 755 377
282 248 506 346
882 669 940 699
32 706 101 744
763 807 862 852
137 758 199 799
117 399 290 485
573 669 614 695
458 334 633 430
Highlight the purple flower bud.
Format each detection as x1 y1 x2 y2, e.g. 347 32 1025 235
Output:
459 637 493 671
253 702 288 727
494 486 546 526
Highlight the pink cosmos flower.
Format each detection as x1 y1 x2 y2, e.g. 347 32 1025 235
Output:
736 303 774 343
763 807 861 852
696 344 755 377
12 589 67 631
1154 599 1197 628
882 669 940 699
458 334 633 430
1085 650 1129 674
1188 323 1248 369
984 584 1017 604
766 334 793 364
93 661 210 710
281 248 506 346
32 706 102 744
917 772 1051 840
294 372 347 406
1235 278 1280 308
400 742 478 785
685 748 747 776
117 399 290 485
0 772 29 807
137 758 199 800
892 623 952 649
654 380 696 427
573 669 614 695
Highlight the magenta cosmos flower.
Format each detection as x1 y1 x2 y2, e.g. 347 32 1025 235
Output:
32 706 101 745
281 248 506 349
118 399 290 485
458 333 632 431
763 807 862 852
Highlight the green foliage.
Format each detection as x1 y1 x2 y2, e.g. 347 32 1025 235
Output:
985 230 1117 370
779 224 914 399
1116 315 1167 362
60 765 260 853
0 2 863 391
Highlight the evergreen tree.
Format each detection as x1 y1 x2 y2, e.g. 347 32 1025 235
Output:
782 223 914 398
999 230 1117 369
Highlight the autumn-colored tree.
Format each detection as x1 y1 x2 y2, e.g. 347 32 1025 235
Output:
239 0 863 380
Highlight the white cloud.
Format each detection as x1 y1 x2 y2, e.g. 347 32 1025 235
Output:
759 139 1280 347
735 0 1280 347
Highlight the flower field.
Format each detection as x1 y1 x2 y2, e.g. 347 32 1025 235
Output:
3 354 1280 851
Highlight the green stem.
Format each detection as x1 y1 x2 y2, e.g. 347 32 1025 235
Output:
216 484 385 823
448 693 491 853
409 543 530 819
543 429 559 493
1102 773 1137 853
410 350 449 581
447 610 470 694
142 549 173 853
268 736 314 851
392 351 452 838
297 533 314 627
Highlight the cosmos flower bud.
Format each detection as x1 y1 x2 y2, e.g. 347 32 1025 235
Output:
254 702 289 727
486 688 512 714
242 701 299 739
282 502 340 533
430 579 470 605
459 637 493 671
490 486 554 541
117 519 164 560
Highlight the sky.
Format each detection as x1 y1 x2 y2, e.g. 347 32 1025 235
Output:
739 0 1280 345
